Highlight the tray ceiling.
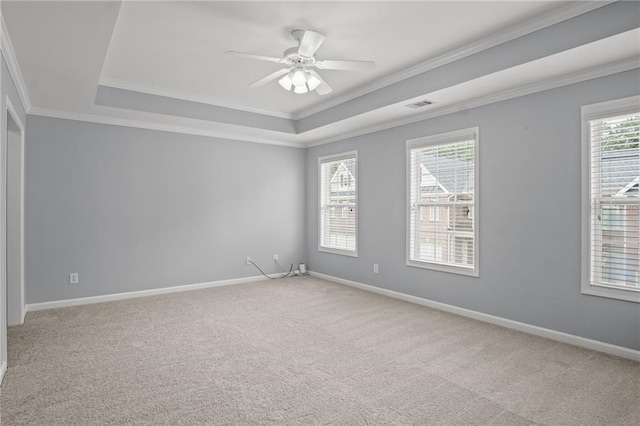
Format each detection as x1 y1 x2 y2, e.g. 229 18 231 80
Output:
1 1 638 147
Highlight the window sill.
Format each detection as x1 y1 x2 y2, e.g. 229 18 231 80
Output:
318 247 358 258
582 283 640 303
406 260 479 277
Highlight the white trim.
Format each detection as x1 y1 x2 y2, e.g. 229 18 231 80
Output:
582 94 640 121
6 97 26 324
581 96 640 303
309 271 640 362
406 127 480 277
26 275 267 312
318 247 359 258
99 78 294 120
406 260 478 277
406 127 479 149
581 283 640 303
318 151 358 257
0 360 6 384
0 14 32 113
292 1 612 120
317 151 358 164
28 107 306 148
304 57 639 148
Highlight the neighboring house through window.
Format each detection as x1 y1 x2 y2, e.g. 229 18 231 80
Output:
319 152 357 256
407 127 479 276
582 96 639 303
429 206 439 222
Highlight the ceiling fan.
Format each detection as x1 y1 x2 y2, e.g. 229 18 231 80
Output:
226 30 376 95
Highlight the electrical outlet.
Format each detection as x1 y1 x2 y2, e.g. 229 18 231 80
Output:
273 254 278 262
246 256 252 265
69 273 79 284
373 264 379 274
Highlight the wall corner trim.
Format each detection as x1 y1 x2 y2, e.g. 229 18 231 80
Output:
309 271 640 362
0 14 32 112
25 275 268 312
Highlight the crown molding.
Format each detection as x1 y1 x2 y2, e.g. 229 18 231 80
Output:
28 107 305 148
304 56 640 148
0 13 32 113
29 57 639 149
291 0 614 120
99 77 294 120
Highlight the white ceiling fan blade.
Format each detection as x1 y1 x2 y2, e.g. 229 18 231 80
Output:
315 60 376 71
297 30 325 57
225 51 284 63
309 70 332 95
249 68 290 88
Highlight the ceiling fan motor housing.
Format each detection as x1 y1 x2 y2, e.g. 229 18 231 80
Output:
283 47 315 66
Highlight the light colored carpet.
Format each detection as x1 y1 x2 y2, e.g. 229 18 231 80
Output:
1 276 638 425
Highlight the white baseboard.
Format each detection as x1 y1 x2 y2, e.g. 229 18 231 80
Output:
0 361 6 384
310 271 640 362
26 275 267 312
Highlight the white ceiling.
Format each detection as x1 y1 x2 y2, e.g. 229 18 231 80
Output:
100 1 558 117
1 1 638 147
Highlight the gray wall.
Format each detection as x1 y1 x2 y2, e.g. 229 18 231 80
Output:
19 72 640 352
306 69 640 351
25 117 306 303
1 54 28 372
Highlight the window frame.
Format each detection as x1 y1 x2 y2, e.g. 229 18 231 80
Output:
406 127 480 277
429 206 439 222
318 151 358 257
581 96 640 303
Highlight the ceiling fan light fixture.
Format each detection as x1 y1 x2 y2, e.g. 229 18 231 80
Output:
306 73 321 91
291 69 306 87
294 84 308 94
278 75 293 91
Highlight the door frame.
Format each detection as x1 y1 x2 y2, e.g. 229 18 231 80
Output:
6 96 25 324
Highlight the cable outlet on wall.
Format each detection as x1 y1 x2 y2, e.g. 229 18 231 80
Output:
69 272 79 285
246 256 252 265
273 254 278 262
373 264 379 274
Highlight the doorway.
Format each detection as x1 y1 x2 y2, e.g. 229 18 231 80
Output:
6 100 25 327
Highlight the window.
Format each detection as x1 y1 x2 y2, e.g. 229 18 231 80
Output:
407 127 479 276
319 152 357 256
582 96 639 302
429 206 439 221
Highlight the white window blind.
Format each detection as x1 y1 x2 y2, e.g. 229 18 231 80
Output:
588 112 639 294
319 152 357 255
407 128 478 276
